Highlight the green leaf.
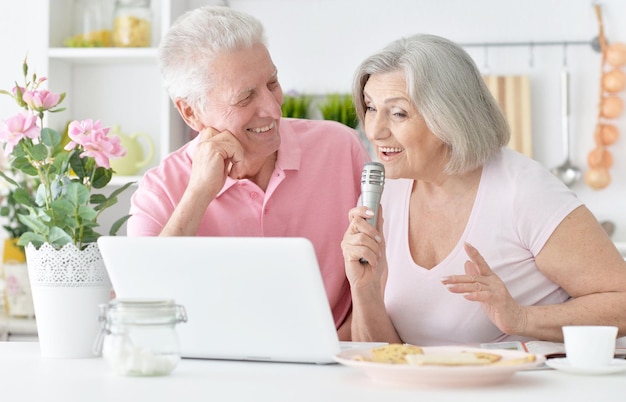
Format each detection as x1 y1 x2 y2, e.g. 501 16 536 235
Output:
109 181 135 198
318 93 359 129
90 194 106 205
29 143 48 161
48 177 68 202
12 187 34 205
91 167 112 189
47 227 73 248
0 170 19 187
49 198 75 216
80 227 101 245
17 232 45 249
281 94 313 119
17 211 49 234
12 156 31 170
110 214 131 235
92 182 135 212
69 151 88 179
49 107 67 114
34 183 49 207
11 145 27 158
51 151 70 175
64 182 90 207
40 127 61 148
10 156 38 176
77 204 98 222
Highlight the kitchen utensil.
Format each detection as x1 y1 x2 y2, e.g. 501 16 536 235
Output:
109 125 155 176
551 70 581 187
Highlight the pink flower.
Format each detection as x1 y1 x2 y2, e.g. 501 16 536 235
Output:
11 85 25 96
22 89 62 111
65 119 126 169
0 111 41 154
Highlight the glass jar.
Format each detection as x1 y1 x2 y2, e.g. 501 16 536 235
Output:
96 299 187 376
112 0 152 47
66 0 112 47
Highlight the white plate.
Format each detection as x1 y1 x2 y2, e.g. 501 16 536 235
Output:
546 358 626 375
334 345 545 387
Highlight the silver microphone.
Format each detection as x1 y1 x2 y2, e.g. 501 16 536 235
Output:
360 162 385 227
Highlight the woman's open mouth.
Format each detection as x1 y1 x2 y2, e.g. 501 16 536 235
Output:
379 146 403 157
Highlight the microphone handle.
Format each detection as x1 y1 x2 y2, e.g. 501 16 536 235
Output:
361 190 381 227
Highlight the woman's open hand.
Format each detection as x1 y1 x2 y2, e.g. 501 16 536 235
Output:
441 242 528 336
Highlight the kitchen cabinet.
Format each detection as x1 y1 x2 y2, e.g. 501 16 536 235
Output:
46 0 222 185
44 0 222 232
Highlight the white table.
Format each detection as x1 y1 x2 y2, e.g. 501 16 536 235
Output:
0 342 623 402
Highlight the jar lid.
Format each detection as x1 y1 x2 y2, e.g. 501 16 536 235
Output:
100 298 187 326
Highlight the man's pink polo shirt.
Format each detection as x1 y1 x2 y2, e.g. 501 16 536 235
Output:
127 118 371 329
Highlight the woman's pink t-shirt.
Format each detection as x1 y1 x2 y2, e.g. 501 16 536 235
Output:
382 148 582 345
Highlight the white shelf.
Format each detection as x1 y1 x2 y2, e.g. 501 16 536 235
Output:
48 47 158 63
44 0 211 234
109 176 141 186
46 0 177 184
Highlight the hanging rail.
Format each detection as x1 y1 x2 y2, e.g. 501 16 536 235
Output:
459 38 600 52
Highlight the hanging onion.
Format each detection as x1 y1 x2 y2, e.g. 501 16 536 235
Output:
595 124 620 146
601 69 626 92
587 146 613 168
600 96 623 118
606 42 626 67
586 5 622 191
584 167 611 189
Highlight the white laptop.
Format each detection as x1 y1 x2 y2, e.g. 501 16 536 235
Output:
97 236 344 364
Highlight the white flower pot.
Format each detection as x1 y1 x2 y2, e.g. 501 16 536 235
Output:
26 242 112 358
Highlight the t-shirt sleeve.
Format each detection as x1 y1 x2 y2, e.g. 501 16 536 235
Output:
511 158 583 255
126 178 176 236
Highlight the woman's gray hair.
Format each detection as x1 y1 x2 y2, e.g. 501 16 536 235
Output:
159 6 267 111
353 34 510 175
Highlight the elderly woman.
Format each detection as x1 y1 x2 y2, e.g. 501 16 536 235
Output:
342 33 626 345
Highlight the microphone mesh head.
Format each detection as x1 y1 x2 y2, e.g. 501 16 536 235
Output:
361 162 385 187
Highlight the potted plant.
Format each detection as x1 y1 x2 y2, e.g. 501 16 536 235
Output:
281 91 314 119
0 57 133 357
317 93 359 129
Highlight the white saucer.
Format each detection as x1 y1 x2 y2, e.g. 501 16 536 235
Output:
546 358 626 375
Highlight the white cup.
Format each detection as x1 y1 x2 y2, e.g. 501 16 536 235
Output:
562 325 618 368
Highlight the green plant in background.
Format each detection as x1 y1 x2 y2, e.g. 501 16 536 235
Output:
0 170 38 239
281 92 313 119
318 93 359 129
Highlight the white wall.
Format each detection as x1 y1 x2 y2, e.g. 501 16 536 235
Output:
1 0 626 239
229 0 626 240
0 1 48 117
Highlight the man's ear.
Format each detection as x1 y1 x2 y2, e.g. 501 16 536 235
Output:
174 98 204 132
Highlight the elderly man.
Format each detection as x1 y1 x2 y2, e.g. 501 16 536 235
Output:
127 6 370 340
